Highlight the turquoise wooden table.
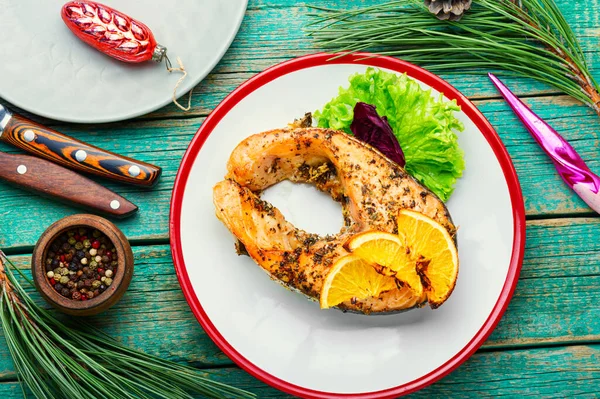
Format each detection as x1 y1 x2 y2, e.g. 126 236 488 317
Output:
2 1 600 397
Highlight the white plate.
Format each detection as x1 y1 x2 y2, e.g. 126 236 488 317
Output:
170 54 526 398
0 0 247 123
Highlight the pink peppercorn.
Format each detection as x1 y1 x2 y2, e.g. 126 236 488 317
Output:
91 240 100 249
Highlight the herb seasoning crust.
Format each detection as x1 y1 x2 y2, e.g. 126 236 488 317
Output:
213 127 456 314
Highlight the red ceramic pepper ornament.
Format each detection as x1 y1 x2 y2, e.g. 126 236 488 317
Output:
61 1 166 63
61 1 191 110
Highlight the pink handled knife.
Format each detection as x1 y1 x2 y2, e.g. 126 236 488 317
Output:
489 73 600 213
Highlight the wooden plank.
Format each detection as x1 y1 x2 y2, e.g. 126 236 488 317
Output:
0 92 598 249
3 218 600 376
414 345 600 398
515 218 600 280
487 217 600 348
2 345 600 398
125 0 600 118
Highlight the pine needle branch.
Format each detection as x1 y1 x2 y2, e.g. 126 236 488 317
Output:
0 251 256 399
306 0 600 116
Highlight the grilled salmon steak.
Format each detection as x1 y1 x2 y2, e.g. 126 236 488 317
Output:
213 127 456 314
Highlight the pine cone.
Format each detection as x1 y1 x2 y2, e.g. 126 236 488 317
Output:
424 0 472 21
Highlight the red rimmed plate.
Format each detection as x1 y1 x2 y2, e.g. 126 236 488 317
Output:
170 53 525 398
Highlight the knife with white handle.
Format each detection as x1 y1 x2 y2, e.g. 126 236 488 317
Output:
0 104 161 187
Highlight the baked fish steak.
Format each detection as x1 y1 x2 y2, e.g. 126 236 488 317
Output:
213 127 456 314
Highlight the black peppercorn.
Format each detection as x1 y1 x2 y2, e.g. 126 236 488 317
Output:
62 242 71 251
55 283 64 291
76 250 85 259
68 262 78 271
51 259 60 268
61 288 70 297
77 281 85 289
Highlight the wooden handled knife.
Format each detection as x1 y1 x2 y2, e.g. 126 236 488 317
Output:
0 104 161 187
0 150 138 218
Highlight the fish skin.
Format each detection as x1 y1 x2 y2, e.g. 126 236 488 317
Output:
214 128 455 314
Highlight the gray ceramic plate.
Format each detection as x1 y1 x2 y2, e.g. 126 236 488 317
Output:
0 0 247 123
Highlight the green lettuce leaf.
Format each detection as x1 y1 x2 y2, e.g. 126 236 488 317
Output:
314 67 465 202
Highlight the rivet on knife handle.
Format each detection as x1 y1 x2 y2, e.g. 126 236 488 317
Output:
0 151 137 218
1 113 162 187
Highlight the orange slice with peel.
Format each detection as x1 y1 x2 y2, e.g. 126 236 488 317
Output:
344 231 423 297
320 254 397 309
397 209 458 308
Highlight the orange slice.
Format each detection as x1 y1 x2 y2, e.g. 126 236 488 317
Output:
397 209 458 308
345 231 423 297
320 254 397 309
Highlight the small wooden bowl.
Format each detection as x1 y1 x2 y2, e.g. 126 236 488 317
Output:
32 214 134 316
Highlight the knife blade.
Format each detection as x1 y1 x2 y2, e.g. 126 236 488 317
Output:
0 104 161 187
0 150 137 218
489 73 600 214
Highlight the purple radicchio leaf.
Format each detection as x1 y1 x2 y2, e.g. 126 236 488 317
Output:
350 102 405 167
